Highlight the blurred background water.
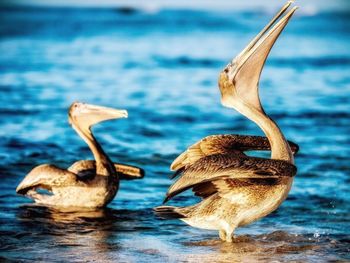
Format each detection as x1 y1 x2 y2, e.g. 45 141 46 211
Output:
0 1 349 262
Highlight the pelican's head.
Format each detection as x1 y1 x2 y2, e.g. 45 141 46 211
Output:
68 102 128 132
219 2 298 114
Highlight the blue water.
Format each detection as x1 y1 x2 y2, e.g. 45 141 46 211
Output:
0 6 349 262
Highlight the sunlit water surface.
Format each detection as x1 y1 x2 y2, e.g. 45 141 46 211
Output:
0 6 349 262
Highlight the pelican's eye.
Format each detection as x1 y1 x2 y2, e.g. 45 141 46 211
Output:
70 102 83 117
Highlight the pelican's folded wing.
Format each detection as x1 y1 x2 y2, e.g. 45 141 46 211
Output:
68 160 144 180
171 134 299 171
170 135 245 172
165 154 296 202
191 177 284 200
114 163 145 180
16 164 82 195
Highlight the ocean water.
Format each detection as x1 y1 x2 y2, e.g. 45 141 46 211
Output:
0 6 349 262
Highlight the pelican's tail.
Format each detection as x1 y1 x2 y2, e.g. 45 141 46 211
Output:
154 205 189 219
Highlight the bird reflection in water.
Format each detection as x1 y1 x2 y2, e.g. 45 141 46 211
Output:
181 231 322 262
16 205 131 262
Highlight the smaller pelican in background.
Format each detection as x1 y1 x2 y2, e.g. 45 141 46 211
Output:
16 102 144 209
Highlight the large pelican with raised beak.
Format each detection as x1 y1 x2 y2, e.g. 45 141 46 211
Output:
16 102 144 209
155 2 299 242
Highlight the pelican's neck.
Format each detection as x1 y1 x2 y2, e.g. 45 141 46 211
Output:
73 124 115 176
236 102 294 164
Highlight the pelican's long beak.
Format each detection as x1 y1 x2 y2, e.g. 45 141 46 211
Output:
82 104 128 122
69 102 128 130
232 1 296 69
219 2 298 111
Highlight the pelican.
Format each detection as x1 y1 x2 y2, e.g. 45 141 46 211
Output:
16 102 144 209
155 2 299 242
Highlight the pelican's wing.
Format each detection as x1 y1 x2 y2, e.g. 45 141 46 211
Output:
171 134 299 171
191 177 282 199
165 154 296 202
171 135 245 172
68 160 96 180
114 163 145 180
16 164 83 195
68 160 144 180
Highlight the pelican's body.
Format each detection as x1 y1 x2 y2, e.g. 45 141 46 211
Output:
155 2 299 242
16 102 144 209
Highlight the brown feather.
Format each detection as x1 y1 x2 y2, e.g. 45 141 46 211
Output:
166 154 296 202
171 134 299 171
